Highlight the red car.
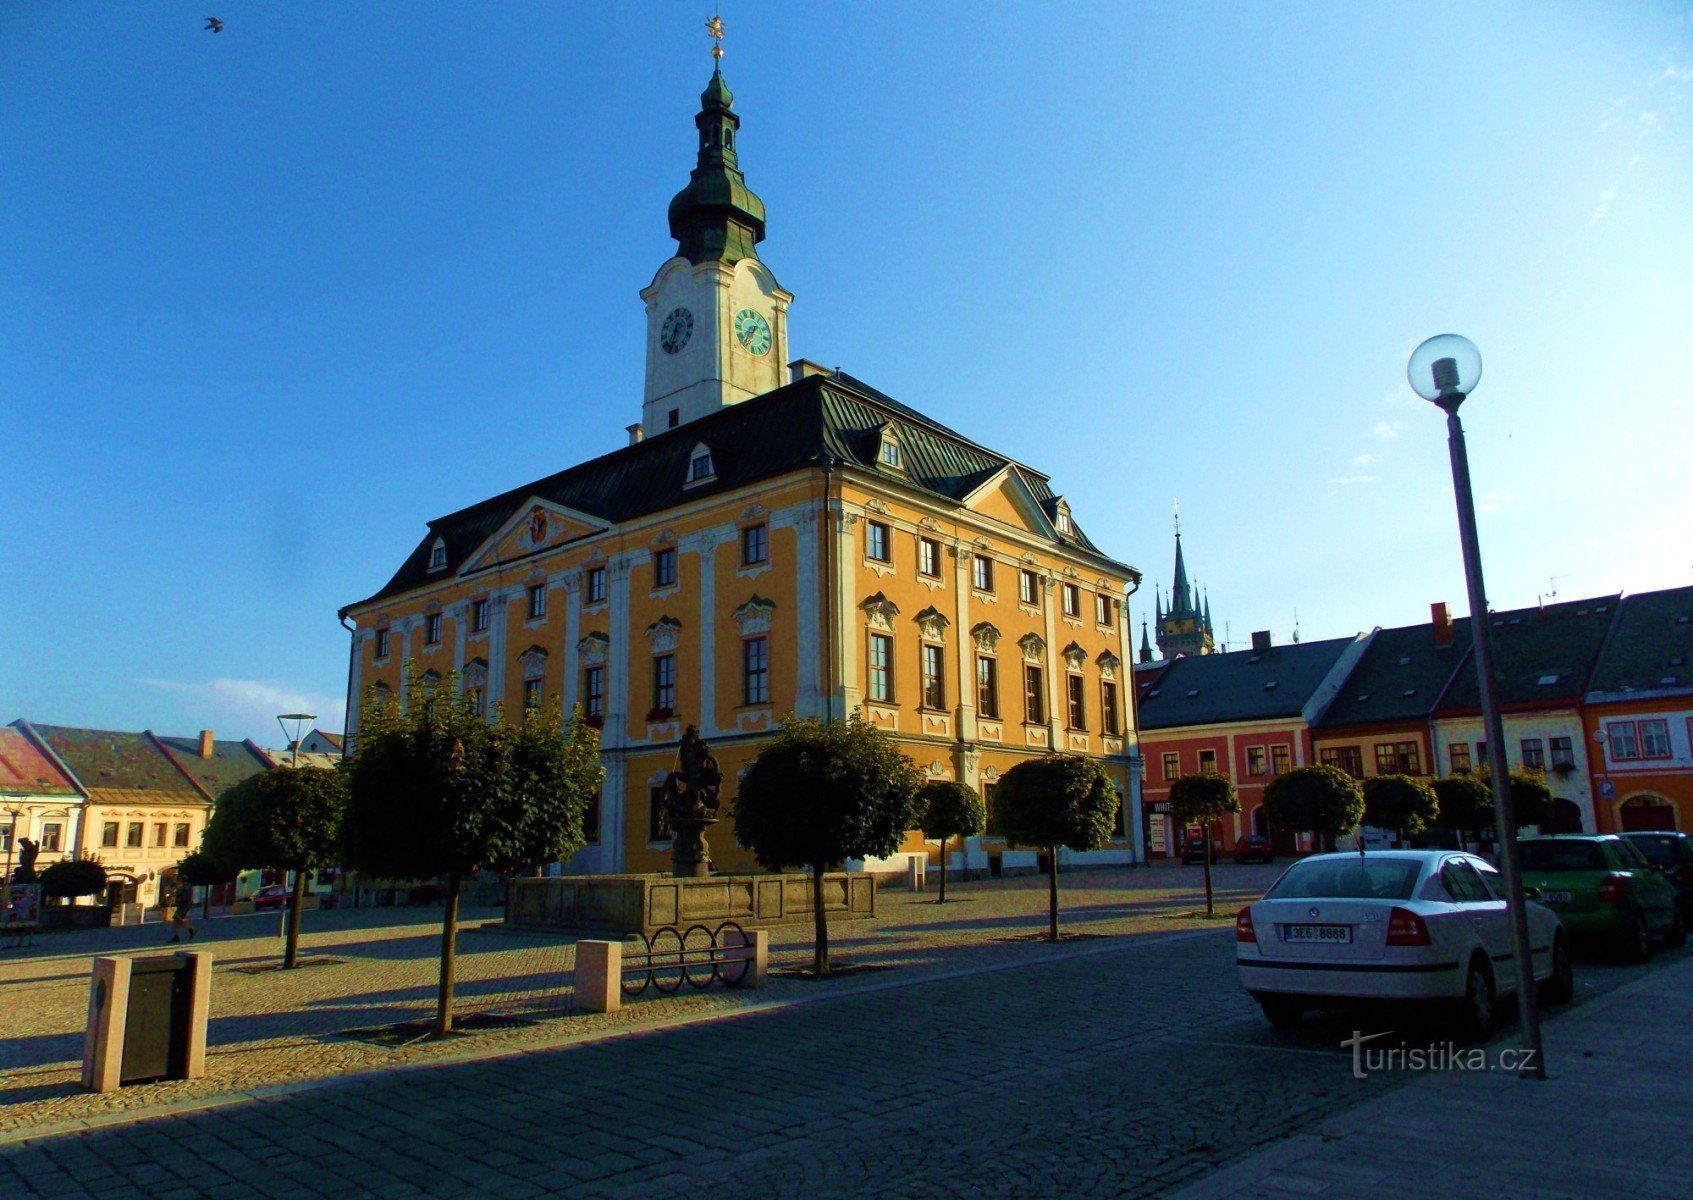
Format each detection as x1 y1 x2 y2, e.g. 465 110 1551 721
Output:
251 884 290 911
1233 834 1274 865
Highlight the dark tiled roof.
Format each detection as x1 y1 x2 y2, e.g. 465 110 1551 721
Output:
1586 585 1693 699
1436 595 1620 713
350 371 1129 608
1314 619 1473 728
0 728 78 795
24 724 201 797
154 736 271 799
1136 637 1354 730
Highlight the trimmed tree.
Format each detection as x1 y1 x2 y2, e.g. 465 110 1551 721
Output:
1168 773 1240 917
176 850 239 919
1431 774 1495 843
991 754 1119 942
1445 767 1557 838
342 677 602 1034
38 855 106 902
202 766 348 968
1262 765 1364 853
916 779 987 904
1361 774 1439 845
733 714 924 977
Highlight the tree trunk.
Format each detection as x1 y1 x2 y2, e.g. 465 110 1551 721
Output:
435 872 461 1036
284 869 308 968
1202 822 1215 918
937 837 949 904
810 866 830 978
1047 847 1060 942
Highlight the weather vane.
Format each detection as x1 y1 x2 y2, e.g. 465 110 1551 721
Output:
707 14 725 61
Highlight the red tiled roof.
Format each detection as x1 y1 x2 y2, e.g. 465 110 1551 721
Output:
0 728 79 795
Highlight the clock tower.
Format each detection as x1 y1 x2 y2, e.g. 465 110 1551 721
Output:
641 67 792 433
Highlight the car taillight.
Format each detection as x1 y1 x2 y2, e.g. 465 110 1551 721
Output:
1386 907 1431 946
1598 874 1628 903
1235 907 1256 943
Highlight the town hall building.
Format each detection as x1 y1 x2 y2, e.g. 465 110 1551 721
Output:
339 60 1146 876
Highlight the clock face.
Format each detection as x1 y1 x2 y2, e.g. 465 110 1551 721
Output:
660 307 694 354
734 308 772 356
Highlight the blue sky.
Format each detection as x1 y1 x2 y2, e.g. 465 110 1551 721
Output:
3 2 1690 745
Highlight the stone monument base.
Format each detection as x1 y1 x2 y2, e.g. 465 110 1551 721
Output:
504 871 876 937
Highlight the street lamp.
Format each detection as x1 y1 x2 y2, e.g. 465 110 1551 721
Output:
1409 333 1546 1081
276 713 317 768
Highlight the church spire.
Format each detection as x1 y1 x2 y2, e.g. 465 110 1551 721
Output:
1139 620 1154 665
666 38 767 266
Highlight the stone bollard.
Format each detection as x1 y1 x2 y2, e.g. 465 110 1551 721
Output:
575 940 621 1014
906 854 925 892
725 928 768 989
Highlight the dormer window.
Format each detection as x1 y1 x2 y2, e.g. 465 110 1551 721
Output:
427 538 447 572
876 426 904 470
1055 503 1074 535
685 443 716 486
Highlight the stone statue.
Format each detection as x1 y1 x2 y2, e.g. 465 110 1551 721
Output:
14 837 39 884
661 726 722 877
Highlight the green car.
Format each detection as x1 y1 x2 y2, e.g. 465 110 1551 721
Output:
1518 835 1686 961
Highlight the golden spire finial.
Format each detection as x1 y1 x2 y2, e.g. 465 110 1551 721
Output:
706 14 725 61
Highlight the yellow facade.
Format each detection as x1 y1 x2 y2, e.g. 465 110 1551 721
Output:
345 454 1142 876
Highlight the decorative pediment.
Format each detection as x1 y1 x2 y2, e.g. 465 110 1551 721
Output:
649 529 678 550
419 669 443 687
463 657 488 689
423 598 442 615
459 498 608 573
1062 641 1088 670
914 606 951 642
645 615 682 652
983 765 1000 783
918 516 940 531
740 503 767 521
926 760 946 777
577 631 610 667
1096 650 1121 680
860 592 900 631
971 621 1002 653
959 465 1060 539
865 497 890 515
1019 633 1047 662
519 645 549 680
732 595 776 635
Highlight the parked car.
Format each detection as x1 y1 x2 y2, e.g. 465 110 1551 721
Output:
251 884 290 911
1233 835 1274 865
1180 832 1221 865
1620 831 1693 923
1519 834 1685 961
1236 850 1571 1034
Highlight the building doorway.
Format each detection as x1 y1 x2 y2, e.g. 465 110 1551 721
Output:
1619 795 1676 832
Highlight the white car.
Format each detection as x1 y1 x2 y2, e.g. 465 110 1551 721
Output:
1236 850 1572 1033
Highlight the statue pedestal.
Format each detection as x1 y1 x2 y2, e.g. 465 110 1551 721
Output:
669 816 716 879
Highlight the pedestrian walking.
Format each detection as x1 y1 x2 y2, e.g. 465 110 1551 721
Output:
168 879 196 943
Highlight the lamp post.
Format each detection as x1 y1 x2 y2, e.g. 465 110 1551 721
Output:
1408 333 1546 1080
276 713 317 768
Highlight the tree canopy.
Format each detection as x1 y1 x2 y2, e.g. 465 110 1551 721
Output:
1167 773 1240 826
734 714 924 975
1262 765 1364 850
202 766 347 875
38 855 106 900
1361 774 1439 838
1431 774 1495 833
342 674 602 1030
992 754 1118 941
916 779 987 903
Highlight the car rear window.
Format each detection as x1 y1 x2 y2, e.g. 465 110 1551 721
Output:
1265 858 1422 901
1518 840 1606 871
1624 835 1680 865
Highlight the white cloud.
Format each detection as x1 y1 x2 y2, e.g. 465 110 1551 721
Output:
1329 474 1378 487
139 677 344 736
1351 454 1375 466
1590 186 1618 225
1371 421 1401 441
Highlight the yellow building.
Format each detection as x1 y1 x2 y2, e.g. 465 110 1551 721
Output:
340 65 1145 876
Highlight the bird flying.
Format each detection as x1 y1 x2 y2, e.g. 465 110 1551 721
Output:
205 17 223 33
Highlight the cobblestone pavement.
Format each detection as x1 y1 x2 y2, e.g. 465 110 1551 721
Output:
0 865 1272 1135
0 870 1682 1200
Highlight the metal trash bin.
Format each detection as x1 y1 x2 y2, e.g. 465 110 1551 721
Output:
83 952 211 1092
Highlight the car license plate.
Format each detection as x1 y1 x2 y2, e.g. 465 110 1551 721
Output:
1282 924 1351 944
1542 890 1572 904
